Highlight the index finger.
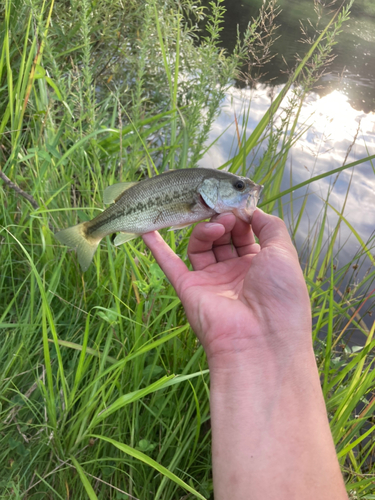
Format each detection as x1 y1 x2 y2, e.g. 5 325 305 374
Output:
228 215 259 256
187 216 233 270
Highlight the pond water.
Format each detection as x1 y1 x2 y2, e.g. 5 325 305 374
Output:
220 0 375 112
198 0 375 318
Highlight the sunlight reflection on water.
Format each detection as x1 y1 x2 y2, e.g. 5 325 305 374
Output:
199 85 375 276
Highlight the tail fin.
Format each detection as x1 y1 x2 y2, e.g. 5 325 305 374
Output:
55 222 101 272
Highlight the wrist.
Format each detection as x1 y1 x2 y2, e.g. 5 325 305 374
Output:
208 344 317 398
205 325 314 376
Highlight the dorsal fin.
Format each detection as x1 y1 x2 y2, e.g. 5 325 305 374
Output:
103 182 138 204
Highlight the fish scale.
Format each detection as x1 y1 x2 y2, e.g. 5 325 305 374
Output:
55 168 263 271
87 172 211 235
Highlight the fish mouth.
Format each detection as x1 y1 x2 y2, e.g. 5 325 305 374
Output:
235 185 263 224
252 184 264 198
247 184 263 208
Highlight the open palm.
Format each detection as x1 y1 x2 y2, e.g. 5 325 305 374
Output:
143 210 312 364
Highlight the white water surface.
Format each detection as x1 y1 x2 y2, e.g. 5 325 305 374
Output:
199 85 375 287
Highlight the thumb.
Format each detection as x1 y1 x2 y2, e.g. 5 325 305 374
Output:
251 209 296 255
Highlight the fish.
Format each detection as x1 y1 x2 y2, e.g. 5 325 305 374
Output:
55 167 263 271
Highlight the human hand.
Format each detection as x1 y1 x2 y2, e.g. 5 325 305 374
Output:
144 211 348 500
142 209 312 369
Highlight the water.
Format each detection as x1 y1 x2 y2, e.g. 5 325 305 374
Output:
219 0 375 113
198 0 375 333
200 85 375 264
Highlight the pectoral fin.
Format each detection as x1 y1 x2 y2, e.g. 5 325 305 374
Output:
167 222 193 231
103 182 138 204
113 232 140 246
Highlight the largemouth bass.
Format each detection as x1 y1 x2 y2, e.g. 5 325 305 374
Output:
55 168 263 271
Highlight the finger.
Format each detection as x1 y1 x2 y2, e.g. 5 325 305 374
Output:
237 241 260 257
251 209 296 255
209 213 236 247
211 213 260 259
187 221 226 270
230 216 260 257
205 213 239 261
142 231 189 293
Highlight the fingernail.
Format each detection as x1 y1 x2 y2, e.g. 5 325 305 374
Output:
205 223 223 229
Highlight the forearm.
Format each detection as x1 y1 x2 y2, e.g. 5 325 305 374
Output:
209 345 348 500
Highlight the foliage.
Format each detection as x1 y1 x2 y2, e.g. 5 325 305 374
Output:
0 0 374 498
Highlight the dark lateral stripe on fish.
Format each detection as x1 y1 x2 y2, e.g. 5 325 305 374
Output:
55 168 263 271
87 188 196 234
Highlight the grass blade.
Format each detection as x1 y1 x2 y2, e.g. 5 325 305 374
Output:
70 456 99 500
92 435 207 500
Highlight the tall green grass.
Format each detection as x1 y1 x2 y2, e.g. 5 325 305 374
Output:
0 0 374 498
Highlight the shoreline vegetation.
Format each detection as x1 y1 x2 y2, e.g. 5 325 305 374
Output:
0 0 374 498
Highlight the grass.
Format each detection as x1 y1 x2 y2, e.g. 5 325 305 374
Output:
0 0 374 498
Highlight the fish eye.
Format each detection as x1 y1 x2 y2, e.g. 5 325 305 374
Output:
234 180 245 191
